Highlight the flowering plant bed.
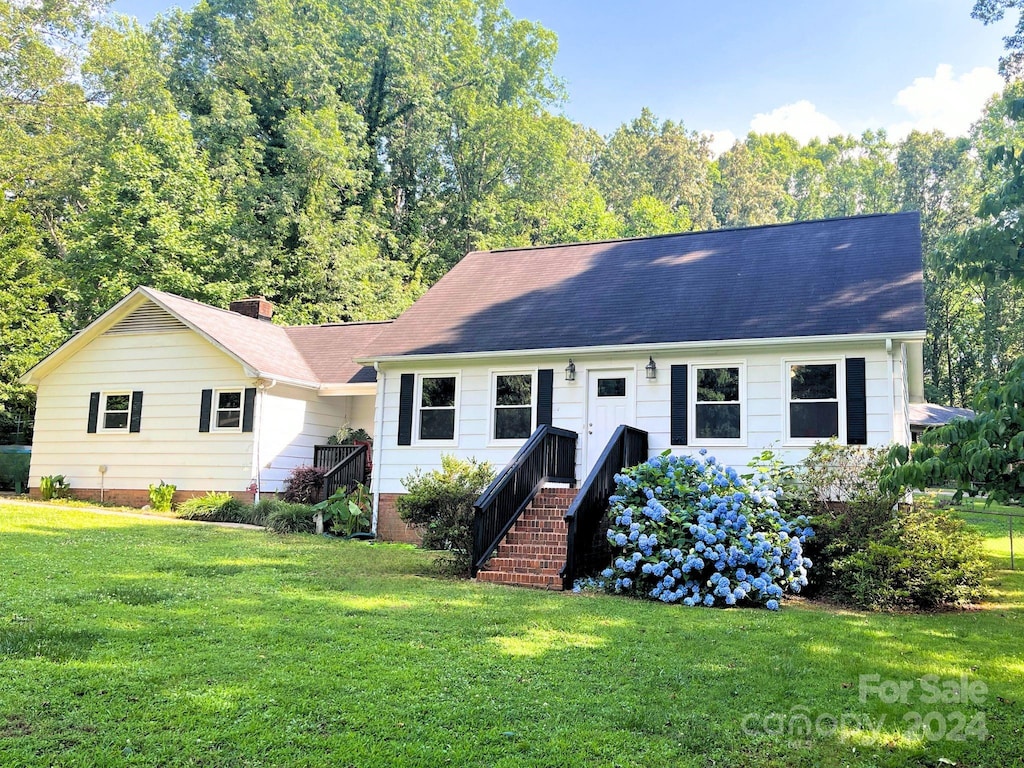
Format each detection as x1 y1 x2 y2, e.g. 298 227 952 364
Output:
597 450 813 609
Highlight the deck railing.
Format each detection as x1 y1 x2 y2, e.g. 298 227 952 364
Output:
471 425 577 576
314 443 368 501
561 425 648 589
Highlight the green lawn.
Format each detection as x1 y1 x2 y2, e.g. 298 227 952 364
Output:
1 502 1022 767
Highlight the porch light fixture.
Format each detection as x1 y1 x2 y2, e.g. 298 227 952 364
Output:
645 356 657 380
565 359 576 382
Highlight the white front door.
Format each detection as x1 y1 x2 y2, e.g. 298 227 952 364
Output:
586 369 636 472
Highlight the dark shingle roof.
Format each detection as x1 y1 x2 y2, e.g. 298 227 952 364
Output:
909 403 975 428
286 323 390 384
144 288 387 386
369 213 925 357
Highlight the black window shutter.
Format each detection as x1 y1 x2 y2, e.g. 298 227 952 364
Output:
199 389 213 432
129 391 144 433
398 373 415 446
87 392 100 434
845 358 867 445
670 365 688 445
537 369 553 427
242 387 257 433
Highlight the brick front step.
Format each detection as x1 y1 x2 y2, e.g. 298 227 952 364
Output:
476 570 562 589
483 556 564 572
475 485 576 591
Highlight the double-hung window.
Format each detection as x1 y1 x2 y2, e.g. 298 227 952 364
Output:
693 365 743 442
492 373 533 440
788 361 841 441
214 390 243 430
89 390 142 434
102 393 132 431
418 375 457 440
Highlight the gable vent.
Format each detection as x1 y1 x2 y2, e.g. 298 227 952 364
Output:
105 303 188 335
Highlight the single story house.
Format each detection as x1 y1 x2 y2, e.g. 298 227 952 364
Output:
24 213 925 565
21 288 386 506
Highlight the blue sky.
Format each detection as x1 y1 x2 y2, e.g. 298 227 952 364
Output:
111 0 1014 149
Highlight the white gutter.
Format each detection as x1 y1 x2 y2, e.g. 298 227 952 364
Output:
370 363 385 535
356 330 927 366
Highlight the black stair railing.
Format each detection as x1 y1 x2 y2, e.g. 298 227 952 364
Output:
471 425 577 576
317 443 368 501
561 425 648 589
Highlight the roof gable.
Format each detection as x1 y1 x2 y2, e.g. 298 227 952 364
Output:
369 213 925 358
22 287 389 388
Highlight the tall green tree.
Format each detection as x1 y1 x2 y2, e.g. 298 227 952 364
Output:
64 20 237 324
0 200 65 430
595 108 715 231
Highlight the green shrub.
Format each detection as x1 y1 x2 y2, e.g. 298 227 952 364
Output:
39 474 70 501
829 509 989 610
799 441 989 610
0 451 30 492
397 455 495 575
176 492 252 523
148 481 176 512
261 499 317 534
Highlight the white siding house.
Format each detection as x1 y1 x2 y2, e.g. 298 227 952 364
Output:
22 213 926 567
370 338 920 498
22 288 384 503
360 213 927 540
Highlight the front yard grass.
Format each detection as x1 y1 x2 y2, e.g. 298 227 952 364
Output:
1 502 1022 767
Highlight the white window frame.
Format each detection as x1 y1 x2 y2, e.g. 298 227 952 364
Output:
212 388 244 432
415 373 460 444
99 391 134 432
784 358 846 446
689 362 746 446
488 369 537 445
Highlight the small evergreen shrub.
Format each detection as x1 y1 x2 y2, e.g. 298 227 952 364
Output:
799 441 989 610
263 500 318 534
397 455 495 575
599 450 813 609
826 509 989 610
176 492 252 523
282 465 327 504
148 481 176 511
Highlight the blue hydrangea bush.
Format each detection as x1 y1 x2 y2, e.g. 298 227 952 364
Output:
599 450 813 610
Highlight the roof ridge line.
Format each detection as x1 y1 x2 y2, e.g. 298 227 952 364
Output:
481 211 918 256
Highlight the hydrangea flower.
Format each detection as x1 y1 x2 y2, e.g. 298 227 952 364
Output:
600 450 813 611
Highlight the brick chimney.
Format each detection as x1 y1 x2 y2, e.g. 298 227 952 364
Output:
229 296 274 322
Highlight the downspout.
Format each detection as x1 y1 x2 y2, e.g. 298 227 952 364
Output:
885 339 896 444
371 363 385 535
254 378 277 503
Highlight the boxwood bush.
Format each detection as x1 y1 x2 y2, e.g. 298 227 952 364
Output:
598 450 813 610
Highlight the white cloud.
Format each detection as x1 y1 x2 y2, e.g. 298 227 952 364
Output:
888 64 1003 138
749 100 843 144
702 129 737 158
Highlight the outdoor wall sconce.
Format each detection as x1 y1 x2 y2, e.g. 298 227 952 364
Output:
565 359 576 381
645 356 657 380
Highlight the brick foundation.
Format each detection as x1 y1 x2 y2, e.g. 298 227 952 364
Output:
375 493 423 544
27 487 255 507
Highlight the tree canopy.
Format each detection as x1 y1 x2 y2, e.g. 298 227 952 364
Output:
0 0 1021 440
